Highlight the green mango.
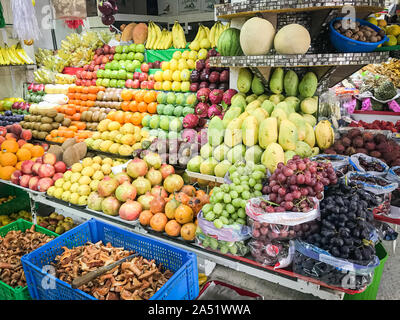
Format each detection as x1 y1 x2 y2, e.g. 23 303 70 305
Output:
298 72 318 98
261 100 275 115
237 68 253 94
285 96 300 112
251 75 265 95
269 68 284 94
231 94 247 112
257 94 269 103
246 94 258 104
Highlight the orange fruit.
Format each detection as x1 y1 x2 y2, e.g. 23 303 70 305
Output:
16 148 31 161
0 152 17 167
1 140 18 153
147 102 157 114
121 89 134 101
138 102 148 113
31 146 44 158
0 166 16 180
121 101 130 111
129 101 138 112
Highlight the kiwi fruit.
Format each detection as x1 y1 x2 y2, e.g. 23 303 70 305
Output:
46 109 57 118
38 132 47 140
62 118 71 127
54 113 64 123
32 130 39 138
41 117 53 124
73 142 87 159
51 122 60 129
92 111 100 122
40 124 53 132
33 123 41 131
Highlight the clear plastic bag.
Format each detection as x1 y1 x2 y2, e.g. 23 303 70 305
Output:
386 166 400 185
350 153 390 176
292 240 379 290
310 154 349 169
248 239 294 268
372 220 398 241
196 228 249 256
51 0 87 20
197 211 251 242
11 0 41 41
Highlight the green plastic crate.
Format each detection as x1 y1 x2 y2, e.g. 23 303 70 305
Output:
0 184 30 216
344 242 388 300
0 219 58 300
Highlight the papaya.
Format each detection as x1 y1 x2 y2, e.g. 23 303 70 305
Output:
224 118 244 147
246 94 258 104
301 97 318 114
261 100 275 115
249 108 269 124
269 68 284 94
284 70 299 96
241 116 259 147
251 75 265 95
285 96 300 112
231 94 247 112
208 116 225 147
257 94 269 103
295 141 313 158
278 120 298 151
304 122 316 147
237 68 253 94
270 108 287 128
284 151 296 164
245 100 261 113
261 143 285 173
222 107 242 128
245 145 264 164
259 117 278 148
298 72 318 98
288 113 307 141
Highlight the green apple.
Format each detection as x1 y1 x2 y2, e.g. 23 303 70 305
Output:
111 61 119 70
166 92 176 105
132 60 141 70
105 62 112 70
163 104 174 116
157 104 165 115
101 78 110 87
117 80 125 88
128 43 136 52
111 70 118 79
134 52 144 62
136 44 145 53
126 62 135 72
113 53 122 61
104 69 112 78
169 118 182 132
173 106 183 117
96 79 103 86
118 70 127 80
141 114 151 127
159 116 170 131
157 92 168 104
149 115 160 129
119 61 127 69
122 45 129 53
126 72 133 79
185 93 197 107
175 93 185 106
110 79 118 88
121 53 128 60
97 69 104 78
115 45 123 53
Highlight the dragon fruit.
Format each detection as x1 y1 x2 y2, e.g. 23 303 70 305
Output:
182 129 197 143
220 70 229 83
209 89 224 105
195 102 209 118
222 89 238 106
182 114 199 129
197 88 211 103
208 104 223 118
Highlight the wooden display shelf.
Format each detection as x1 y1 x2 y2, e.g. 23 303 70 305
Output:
215 0 385 19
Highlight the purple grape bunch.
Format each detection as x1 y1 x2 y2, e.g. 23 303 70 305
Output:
262 156 338 213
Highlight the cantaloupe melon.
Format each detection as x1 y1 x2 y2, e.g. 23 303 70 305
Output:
274 24 311 54
133 23 148 44
240 17 275 56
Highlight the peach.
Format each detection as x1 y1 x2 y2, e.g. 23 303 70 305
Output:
54 161 67 173
17 139 27 148
28 176 39 191
35 157 43 164
21 130 32 141
38 164 55 178
20 175 32 188
11 170 22 185
32 162 42 176
5 133 17 141
21 160 35 175
43 153 57 166
37 177 54 192
52 172 64 182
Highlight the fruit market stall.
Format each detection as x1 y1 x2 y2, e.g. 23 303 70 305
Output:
0 0 400 301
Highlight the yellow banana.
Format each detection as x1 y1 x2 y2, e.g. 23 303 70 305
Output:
3 46 18 65
209 23 217 48
193 24 201 42
153 23 162 49
0 50 5 65
146 22 153 49
203 26 210 41
150 22 158 49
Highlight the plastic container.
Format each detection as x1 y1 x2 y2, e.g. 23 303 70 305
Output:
0 219 58 300
344 242 388 300
0 184 30 216
330 18 388 53
21 218 198 300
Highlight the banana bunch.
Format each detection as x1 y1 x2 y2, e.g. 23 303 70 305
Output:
213 21 230 47
146 21 162 49
0 43 35 65
172 21 187 49
155 29 173 50
35 48 54 66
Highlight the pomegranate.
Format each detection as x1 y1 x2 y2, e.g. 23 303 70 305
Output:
160 164 175 180
115 182 137 202
132 177 152 195
119 200 142 221
88 192 104 211
97 177 119 197
113 172 131 185
150 186 168 199
101 196 121 216
143 152 162 169
127 158 148 179
163 174 184 193
137 193 154 210
146 168 163 186
37 178 54 192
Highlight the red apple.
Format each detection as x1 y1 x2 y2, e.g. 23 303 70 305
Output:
103 44 111 54
20 175 32 188
133 72 140 80
32 162 42 176
37 178 54 192
41 143 49 151
140 81 148 89
141 63 150 73
38 164 55 178
147 80 155 90
86 72 93 80
139 73 148 82
149 74 155 81
21 160 35 174
82 71 87 79
109 54 114 61
83 65 89 71
132 79 140 89
102 56 109 64
75 79 82 86
76 70 82 79
11 170 22 185
110 46 116 54
28 176 40 191
94 65 100 72
52 172 64 181
91 79 97 86
125 79 134 88
54 161 67 173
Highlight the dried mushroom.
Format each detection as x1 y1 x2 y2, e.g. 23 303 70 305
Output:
0 225 55 288
53 241 173 300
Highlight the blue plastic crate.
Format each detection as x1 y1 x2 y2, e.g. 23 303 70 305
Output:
21 218 199 300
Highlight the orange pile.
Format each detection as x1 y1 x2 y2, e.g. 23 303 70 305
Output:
107 110 148 126
120 89 158 114
46 125 93 144
0 139 44 180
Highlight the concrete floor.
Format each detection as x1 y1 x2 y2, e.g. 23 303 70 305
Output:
208 239 399 300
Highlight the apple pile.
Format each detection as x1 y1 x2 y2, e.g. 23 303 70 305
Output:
76 44 115 87
190 49 229 92
0 123 32 146
124 63 156 90
11 153 67 192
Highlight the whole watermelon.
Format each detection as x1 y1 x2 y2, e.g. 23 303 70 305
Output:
217 28 243 56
